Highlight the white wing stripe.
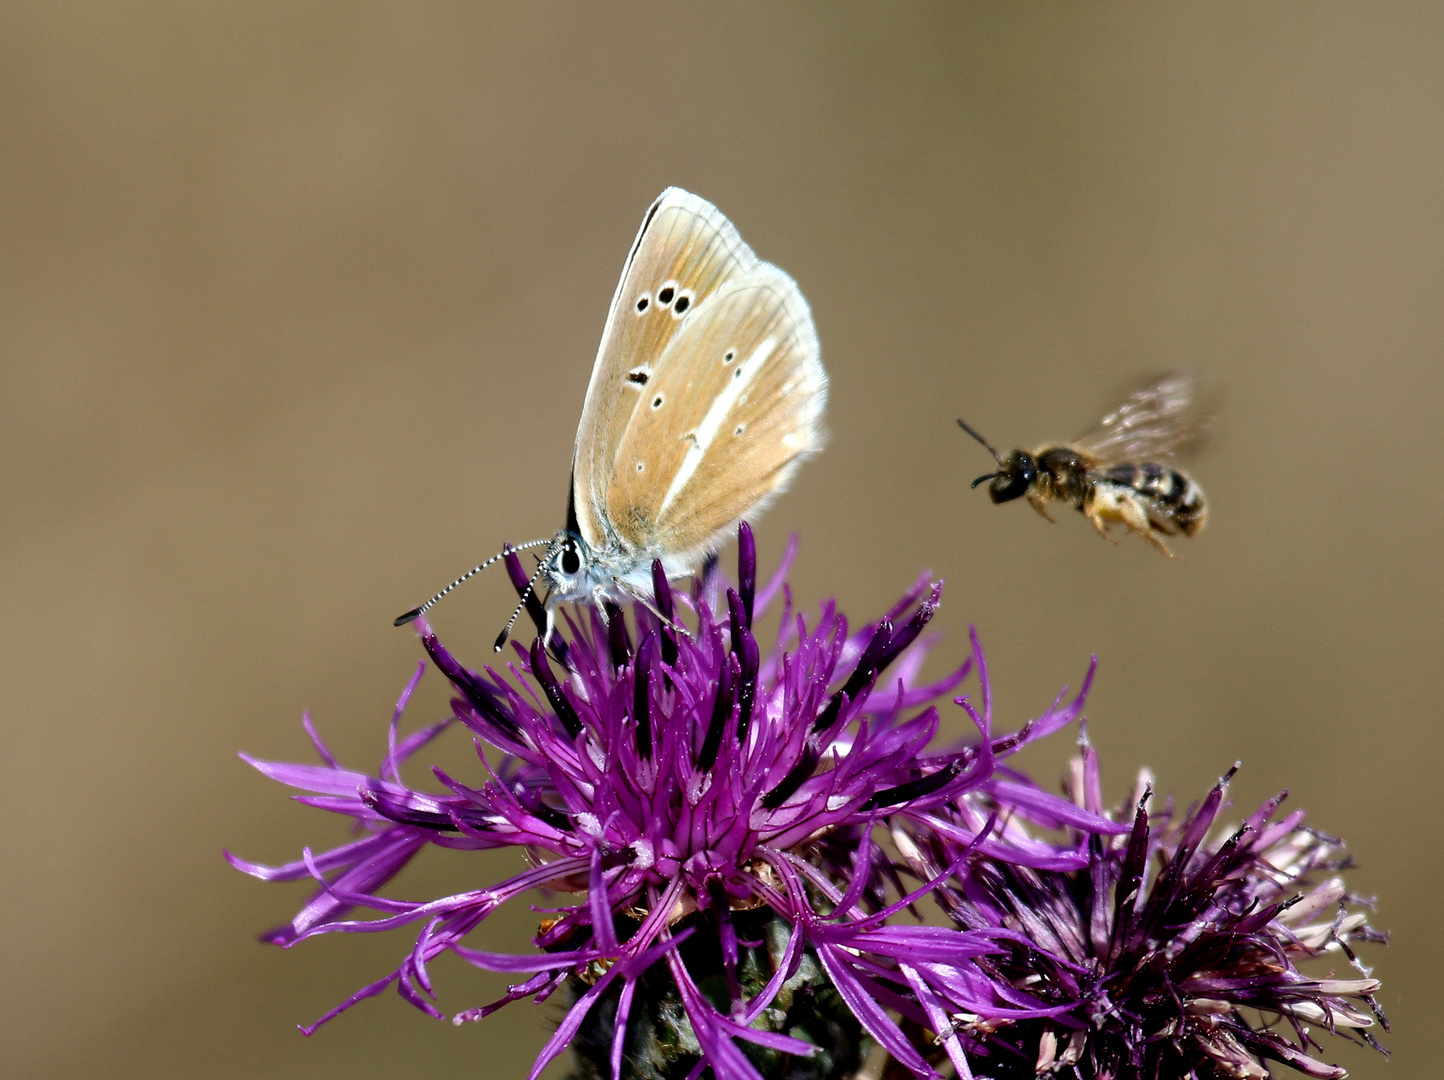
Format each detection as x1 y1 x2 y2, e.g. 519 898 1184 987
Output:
657 335 778 517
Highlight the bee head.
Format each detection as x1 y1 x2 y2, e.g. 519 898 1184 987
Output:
958 418 1037 504
979 451 1037 504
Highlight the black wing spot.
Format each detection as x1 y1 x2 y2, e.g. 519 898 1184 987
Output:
723 350 736 364
635 294 650 313
652 395 664 409
733 367 743 380
673 293 690 314
627 369 650 386
657 285 675 305
734 424 746 436
635 462 645 473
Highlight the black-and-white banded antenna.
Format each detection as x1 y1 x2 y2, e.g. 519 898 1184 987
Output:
956 418 1004 488
493 559 549 651
393 539 552 627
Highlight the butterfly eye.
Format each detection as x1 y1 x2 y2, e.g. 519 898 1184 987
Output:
561 549 581 575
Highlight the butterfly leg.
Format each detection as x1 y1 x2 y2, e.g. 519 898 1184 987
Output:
614 581 693 640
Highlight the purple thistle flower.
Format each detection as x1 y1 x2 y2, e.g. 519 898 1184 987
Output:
891 744 1389 1080
230 525 1114 1080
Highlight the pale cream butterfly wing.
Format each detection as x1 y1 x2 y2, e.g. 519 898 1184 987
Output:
605 263 825 564
571 188 760 552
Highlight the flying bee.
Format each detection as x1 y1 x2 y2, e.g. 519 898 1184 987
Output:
957 373 1210 557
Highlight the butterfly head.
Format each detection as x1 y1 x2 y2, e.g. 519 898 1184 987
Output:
488 531 600 653
540 530 600 605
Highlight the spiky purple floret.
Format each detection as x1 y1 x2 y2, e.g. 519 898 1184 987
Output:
891 744 1389 1080
231 525 1115 1080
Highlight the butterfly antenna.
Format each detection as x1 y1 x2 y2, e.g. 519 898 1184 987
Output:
394 539 552 626
494 560 549 651
957 418 1005 488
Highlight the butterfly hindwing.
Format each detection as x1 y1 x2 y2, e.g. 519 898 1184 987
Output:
604 263 826 559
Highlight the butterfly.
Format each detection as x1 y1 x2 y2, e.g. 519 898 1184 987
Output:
396 188 828 647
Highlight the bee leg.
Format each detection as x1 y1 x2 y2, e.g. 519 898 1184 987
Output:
1137 526 1176 558
1027 491 1056 523
1090 486 1176 558
1115 499 1175 557
1082 485 1126 547
1084 504 1121 545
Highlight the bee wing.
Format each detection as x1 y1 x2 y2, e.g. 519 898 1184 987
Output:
571 189 760 551
1069 372 1210 464
604 263 825 562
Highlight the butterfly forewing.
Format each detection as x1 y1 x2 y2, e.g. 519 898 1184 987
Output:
604 264 825 559
1069 373 1208 465
571 188 759 550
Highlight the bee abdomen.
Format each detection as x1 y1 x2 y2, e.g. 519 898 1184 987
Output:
1102 461 1185 503
1102 462 1207 535
1171 474 1207 535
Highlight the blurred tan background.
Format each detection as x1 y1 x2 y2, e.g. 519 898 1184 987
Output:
2 4 1438 1078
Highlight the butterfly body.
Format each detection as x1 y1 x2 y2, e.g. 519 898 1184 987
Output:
534 511 694 611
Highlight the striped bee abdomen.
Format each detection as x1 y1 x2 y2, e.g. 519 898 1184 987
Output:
1100 462 1207 536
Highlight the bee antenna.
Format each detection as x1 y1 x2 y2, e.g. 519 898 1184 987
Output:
494 560 549 651
394 539 552 626
970 472 999 489
956 418 1004 465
